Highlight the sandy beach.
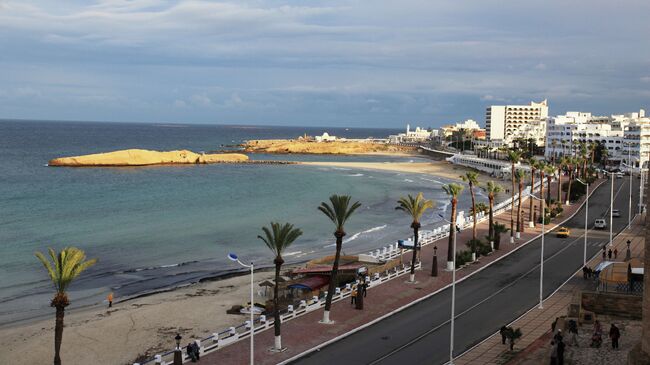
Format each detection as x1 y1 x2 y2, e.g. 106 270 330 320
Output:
0 269 282 365
300 160 497 184
0 156 496 365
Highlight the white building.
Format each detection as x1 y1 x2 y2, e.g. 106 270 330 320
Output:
486 100 549 145
315 132 337 142
545 109 650 169
388 124 433 144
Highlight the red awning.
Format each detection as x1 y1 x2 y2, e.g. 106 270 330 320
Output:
287 276 330 291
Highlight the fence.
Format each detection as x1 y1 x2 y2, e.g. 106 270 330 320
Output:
136 180 545 364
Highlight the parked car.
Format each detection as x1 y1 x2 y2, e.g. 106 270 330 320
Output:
612 209 621 217
556 227 570 238
594 219 607 229
615 172 624 178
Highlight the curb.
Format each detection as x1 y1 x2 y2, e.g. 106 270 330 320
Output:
280 179 606 364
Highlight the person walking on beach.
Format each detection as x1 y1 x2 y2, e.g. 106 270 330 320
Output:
107 292 113 308
609 324 620 349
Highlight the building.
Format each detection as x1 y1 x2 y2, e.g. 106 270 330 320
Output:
486 100 549 145
388 124 433 144
545 109 650 169
315 132 337 142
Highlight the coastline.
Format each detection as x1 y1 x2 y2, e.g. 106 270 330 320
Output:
1 151 497 365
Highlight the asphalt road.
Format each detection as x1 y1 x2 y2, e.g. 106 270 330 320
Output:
292 175 640 365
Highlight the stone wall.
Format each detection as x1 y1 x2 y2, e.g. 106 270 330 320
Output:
581 291 642 319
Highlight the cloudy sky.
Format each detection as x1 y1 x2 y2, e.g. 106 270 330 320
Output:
1 0 649 128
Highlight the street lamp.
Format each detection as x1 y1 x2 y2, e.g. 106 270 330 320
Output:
527 193 545 309
575 178 589 266
228 253 255 365
438 214 459 364
603 171 615 247
432 246 438 277
621 160 635 230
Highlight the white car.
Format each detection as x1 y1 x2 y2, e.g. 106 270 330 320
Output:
612 209 621 217
594 219 607 229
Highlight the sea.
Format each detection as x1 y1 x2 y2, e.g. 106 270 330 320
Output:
0 120 481 325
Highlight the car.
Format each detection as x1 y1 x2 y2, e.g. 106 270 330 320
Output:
594 219 607 229
612 209 621 217
615 172 624 178
556 227 570 238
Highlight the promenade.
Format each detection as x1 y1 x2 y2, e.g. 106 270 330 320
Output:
456 214 646 365
200 178 600 365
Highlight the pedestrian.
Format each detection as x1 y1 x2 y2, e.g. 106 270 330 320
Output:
500 325 507 345
549 340 558 365
350 286 357 305
551 317 558 333
602 250 606 260
614 248 618 259
554 329 563 343
609 324 620 349
186 342 198 362
608 249 612 260
557 338 565 365
582 266 588 279
107 292 113 308
567 320 579 347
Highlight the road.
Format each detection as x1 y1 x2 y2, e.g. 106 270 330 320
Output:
292 175 639 365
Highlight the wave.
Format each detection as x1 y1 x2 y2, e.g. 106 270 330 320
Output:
117 260 199 274
323 224 388 248
404 179 414 183
418 176 446 185
283 251 302 257
347 173 364 177
437 201 450 213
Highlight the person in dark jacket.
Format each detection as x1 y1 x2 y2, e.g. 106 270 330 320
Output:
610 324 620 349
557 338 565 365
500 325 507 344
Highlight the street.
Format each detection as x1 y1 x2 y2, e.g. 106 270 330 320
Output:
292 175 639 365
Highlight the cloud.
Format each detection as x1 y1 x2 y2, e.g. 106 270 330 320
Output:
641 76 650 83
189 94 212 107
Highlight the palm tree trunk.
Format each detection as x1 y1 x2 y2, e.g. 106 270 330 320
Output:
410 223 420 282
273 259 282 350
510 163 515 241
323 232 344 322
447 198 458 267
566 169 573 204
54 305 64 365
546 175 552 205
529 169 536 225
557 167 562 202
517 181 523 234
539 172 545 222
470 183 477 240
488 196 494 244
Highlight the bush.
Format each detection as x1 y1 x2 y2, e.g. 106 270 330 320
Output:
465 239 482 254
455 250 473 268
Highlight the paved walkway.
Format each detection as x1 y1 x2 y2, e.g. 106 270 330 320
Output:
199 179 602 365
455 214 646 365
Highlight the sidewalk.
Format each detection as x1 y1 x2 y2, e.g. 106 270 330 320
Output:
455 215 646 365
200 179 601 365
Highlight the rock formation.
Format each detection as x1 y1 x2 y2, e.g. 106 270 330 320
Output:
48 149 249 167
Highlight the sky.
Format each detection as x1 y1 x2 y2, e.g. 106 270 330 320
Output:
1 0 649 128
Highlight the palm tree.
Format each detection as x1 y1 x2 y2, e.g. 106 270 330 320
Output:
442 183 464 269
544 164 555 205
507 151 521 243
551 139 558 165
485 181 503 247
35 247 97 365
460 171 480 240
527 158 537 227
473 202 489 215
396 193 435 280
558 157 569 202
318 194 361 324
515 169 527 237
258 222 302 350
537 161 547 221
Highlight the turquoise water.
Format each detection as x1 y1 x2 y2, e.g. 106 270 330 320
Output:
0 120 478 325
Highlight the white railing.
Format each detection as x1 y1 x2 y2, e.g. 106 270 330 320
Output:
137 179 548 365
135 261 421 365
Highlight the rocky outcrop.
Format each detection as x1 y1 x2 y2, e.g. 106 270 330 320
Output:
242 139 415 155
48 149 249 167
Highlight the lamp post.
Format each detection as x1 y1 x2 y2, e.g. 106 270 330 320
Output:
228 253 254 365
527 193 546 309
608 171 614 246
432 246 438 277
575 178 589 266
174 333 182 365
439 214 459 364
